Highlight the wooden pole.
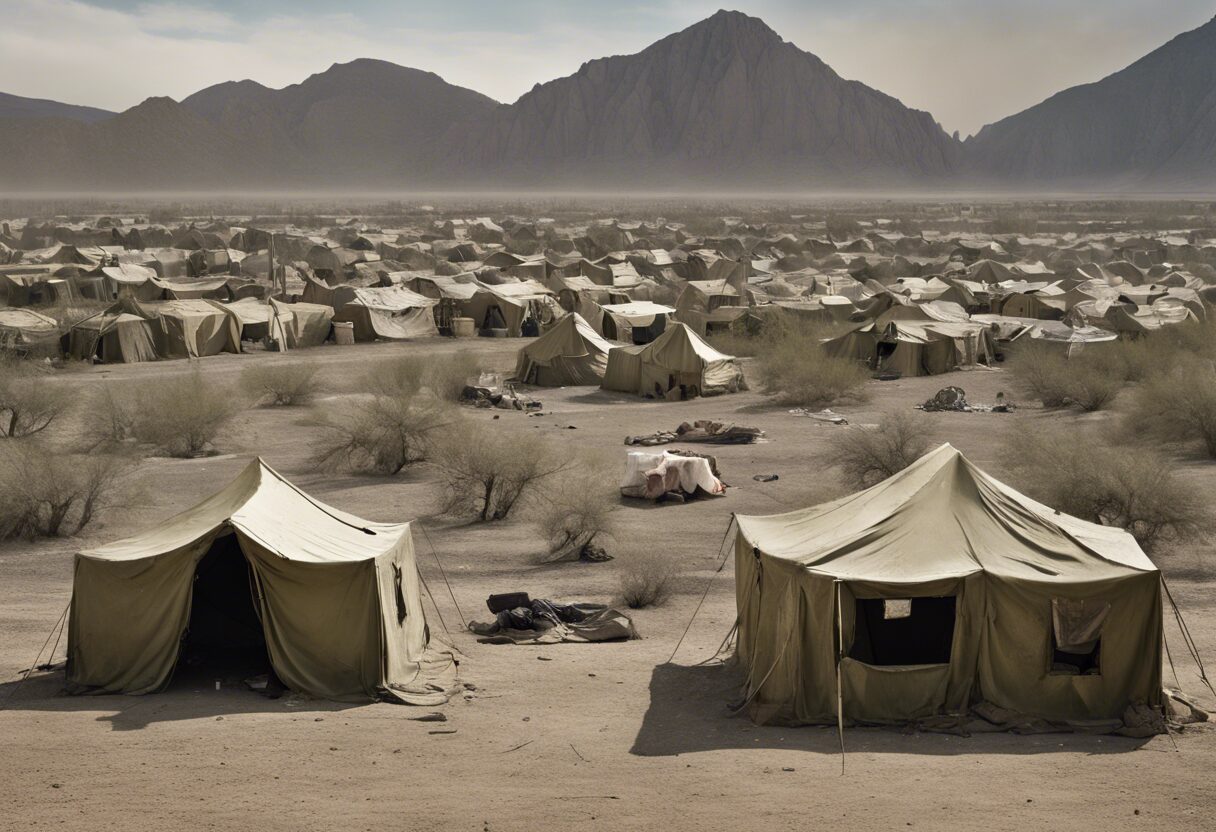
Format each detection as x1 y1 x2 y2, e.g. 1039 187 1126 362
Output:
835 580 846 776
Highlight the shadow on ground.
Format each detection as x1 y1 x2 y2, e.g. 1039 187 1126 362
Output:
0 669 362 731
629 661 1151 757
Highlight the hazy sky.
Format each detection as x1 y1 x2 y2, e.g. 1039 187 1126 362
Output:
2 0 1213 136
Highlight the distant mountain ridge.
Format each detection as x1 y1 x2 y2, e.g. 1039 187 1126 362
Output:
3 10 1216 191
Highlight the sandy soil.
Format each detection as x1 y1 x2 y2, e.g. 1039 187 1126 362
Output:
2 338 1214 832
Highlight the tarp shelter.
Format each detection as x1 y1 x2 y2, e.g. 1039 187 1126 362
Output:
595 300 674 344
63 308 159 363
331 285 437 341
602 322 745 399
513 312 617 386
67 458 457 703
825 320 995 377
620 450 725 500
462 281 558 337
0 308 59 350
118 298 242 359
734 444 1163 726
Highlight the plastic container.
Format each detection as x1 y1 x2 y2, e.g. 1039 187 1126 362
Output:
333 321 355 345
451 317 476 337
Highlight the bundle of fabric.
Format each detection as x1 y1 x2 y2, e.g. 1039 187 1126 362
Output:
620 450 726 501
469 599 638 644
625 420 764 446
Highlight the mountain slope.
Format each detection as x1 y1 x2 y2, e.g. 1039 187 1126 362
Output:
965 16 1216 188
0 91 114 123
443 10 959 188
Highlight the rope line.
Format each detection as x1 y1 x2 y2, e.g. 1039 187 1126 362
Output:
666 515 737 665
418 522 467 628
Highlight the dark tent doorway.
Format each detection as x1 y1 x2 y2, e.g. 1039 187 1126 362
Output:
172 532 277 692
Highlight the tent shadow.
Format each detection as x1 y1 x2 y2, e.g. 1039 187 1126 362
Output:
0 670 362 732
629 662 1152 757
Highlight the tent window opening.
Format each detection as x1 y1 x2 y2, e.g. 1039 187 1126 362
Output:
1050 598 1108 676
848 596 956 666
392 564 408 624
176 533 273 687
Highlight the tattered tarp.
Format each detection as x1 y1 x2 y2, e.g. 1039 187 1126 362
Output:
470 602 638 644
331 285 437 341
620 450 725 500
68 458 457 704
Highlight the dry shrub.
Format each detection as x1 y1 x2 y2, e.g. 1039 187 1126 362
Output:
0 441 132 539
436 420 573 521
0 359 73 437
618 546 675 609
1009 342 1125 411
756 319 869 408
1126 356 1216 458
364 352 481 402
536 455 618 558
240 361 320 406
129 369 240 457
999 424 1207 553
313 395 452 475
84 383 139 449
826 410 934 490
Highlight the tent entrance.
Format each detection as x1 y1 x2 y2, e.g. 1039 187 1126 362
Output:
848 596 956 666
174 533 274 688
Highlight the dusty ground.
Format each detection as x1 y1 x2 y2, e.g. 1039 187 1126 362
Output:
2 338 1214 832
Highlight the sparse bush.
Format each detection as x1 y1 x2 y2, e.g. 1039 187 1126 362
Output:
1009 342 1124 411
536 456 618 558
0 359 73 437
827 410 934 490
436 420 573 521
756 320 869 408
84 383 139 449
1126 357 1216 458
618 547 675 609
0 442 132 539
130 370 240 457
241 362 320 406
364 352 481 402
999 425 1207 553
313 395 452 475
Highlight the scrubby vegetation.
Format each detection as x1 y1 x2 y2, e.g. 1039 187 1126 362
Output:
536 456 618 559
999 425 1208 553
827 410 934 489
364 352 482 402
745 317 869 408
0 359 73 438
437 420 573 521
0 441 131 539
128 369 241 457
1008 342 1125 412
1126 356 1216 458
313 395 452 475
240 362 321 406
618 547 676 609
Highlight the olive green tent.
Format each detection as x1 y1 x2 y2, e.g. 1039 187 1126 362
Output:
734 444 1162 727
67 459 457 704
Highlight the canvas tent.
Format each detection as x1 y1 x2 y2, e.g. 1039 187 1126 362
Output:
602 322 745 399
331 285 437 341
825 320 995 377
67 458 456 703
733 444 1162 727
63 308 159 363
513 312 617 386
0 308 59 351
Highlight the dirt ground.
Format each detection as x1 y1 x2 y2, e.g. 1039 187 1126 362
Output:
2 337 1214 832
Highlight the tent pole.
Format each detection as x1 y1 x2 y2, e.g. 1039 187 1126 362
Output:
835 579 846 776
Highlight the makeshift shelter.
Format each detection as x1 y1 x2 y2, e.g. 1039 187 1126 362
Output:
462 281 558 337
602 322 745 399
331 285 438 341
594 300 674 344
734 444 1163 726
114 298 242 359
0 308 59 351
67 458 456 703
63 308 158 363
825 320 995 377
513 313 617 386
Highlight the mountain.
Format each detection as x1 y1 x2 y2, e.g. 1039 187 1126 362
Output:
181 59 499 185
442 10 960 189
0 91 114 123
965 16 1216 189
0 60 498 191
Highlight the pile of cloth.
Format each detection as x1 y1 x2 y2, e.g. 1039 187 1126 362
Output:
620 449 726 501
918 386 1015 413
469 595 638 644
625 420 764 446
461 383 541 411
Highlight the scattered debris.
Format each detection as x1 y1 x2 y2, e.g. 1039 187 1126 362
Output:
408 712 448 723
789 408 848 425
625 420 764 446
621 449 726 501
918 386 1015 413
501 740 534 753
753 474 779 482
470 595 638 644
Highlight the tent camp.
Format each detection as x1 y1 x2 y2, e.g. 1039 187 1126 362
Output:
602 322 745 399
331 285 438 341
513 312 617 386
733 444 1163 727
67 458 457 704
